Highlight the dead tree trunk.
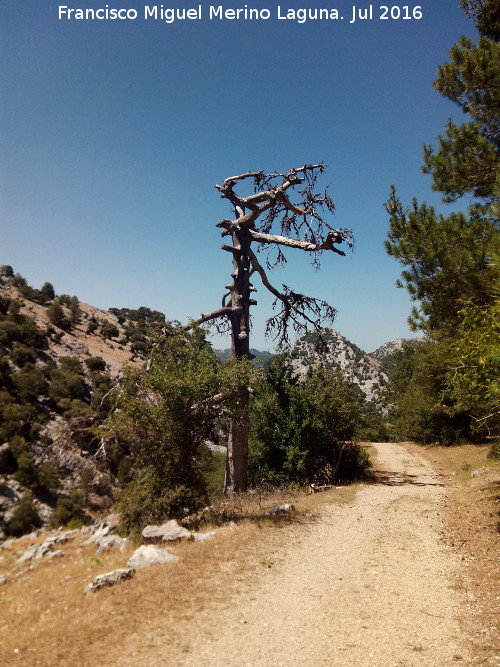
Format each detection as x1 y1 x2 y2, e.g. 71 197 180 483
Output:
225 225 252 492
190 164 352 494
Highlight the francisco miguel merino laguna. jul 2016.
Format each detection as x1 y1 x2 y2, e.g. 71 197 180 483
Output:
58 5 424 23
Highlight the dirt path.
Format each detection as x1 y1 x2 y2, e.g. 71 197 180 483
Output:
118 442 471 666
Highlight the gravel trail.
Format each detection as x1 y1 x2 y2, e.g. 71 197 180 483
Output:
119 442 471 666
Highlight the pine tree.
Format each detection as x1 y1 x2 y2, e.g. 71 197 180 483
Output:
385 2 499 442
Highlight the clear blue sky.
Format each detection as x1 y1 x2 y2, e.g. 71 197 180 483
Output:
1 1 476 353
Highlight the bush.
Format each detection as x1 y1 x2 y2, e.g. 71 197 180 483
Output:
0 265 14 278
12 364 48 402
9 342 36 367
36 461 61 492
249 356 370 486
488 441 500 460
47 299 70 330
48 357 87 405
39 282 55 303
84 356 107 372
5 493 42 537
118 467 206 530
50 490 88 528
86 319 99 334
13 449 37 486
0 400 35 441
100 320 119 340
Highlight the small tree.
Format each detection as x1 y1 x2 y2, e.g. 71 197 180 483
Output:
111 324 250 528
190 164 351 493
39 282 56 303
0 265 14 278
100 320 119 340
47 298 70 330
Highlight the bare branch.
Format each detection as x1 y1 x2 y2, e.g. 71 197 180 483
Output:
249 250 287 303
265 286 337 348
249 229 351 256
186 306 237 328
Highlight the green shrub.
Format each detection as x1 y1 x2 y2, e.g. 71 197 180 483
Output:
9 342 36 367
58 398 93 420
86 319 99 334
12 364 48 402
84 356 107 372
110 324 238 530
36 461 61 492
487 441 500 460
249 356 370 486
50 490 88 528
13 449 37 486
48 358 87 405
0 265 14 278
47 299 70 329
39 282 55 303
69 297 81 326
0 401 34 441
5 493 42 537
118 467 206 531
100 320 119 340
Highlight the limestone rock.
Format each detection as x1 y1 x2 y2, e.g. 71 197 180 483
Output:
127 545 179 568
471 467 491 477
96 534 127 554
17 533 73 562
83 521 113 545
83 568 135 594
192 531 216 542
265 503 295 516
142 519 193 544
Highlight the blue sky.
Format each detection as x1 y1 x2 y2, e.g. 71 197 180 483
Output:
1 1 476 352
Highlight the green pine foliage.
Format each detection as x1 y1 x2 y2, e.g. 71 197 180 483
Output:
385 3 499 444
385 195 496 334
422 31 499 202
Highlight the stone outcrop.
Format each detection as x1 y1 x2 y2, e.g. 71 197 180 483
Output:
264 504 295 516
142 519 193 544
127 545 179 568
83 568 135 594
17 533 73 562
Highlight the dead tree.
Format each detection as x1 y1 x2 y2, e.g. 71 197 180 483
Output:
192 164 352 493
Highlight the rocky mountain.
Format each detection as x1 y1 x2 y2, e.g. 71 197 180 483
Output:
370 337 425 371
288 329 388 404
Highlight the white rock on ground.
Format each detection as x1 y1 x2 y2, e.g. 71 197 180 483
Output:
96 534 127 554
127 545 179 568
142 519 193 543
192 531 216 542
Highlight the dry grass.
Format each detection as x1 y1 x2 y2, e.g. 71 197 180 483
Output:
416 442 500 664
0 485 357 667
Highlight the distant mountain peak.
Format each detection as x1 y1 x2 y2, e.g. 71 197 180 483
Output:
288 328 387 404
369 337 425 361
